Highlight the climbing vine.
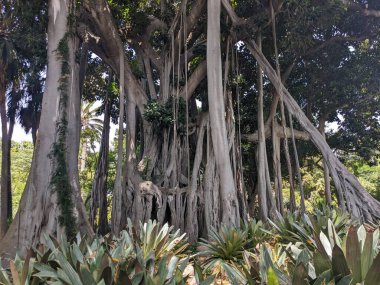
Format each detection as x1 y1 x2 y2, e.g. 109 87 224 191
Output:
49 15 76 240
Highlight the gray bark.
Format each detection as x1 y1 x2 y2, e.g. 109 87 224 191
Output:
289 113 305 213
0 0 92 258
207 0 239 226
111 50 126 234
90 95 110 234
256 32 268 221
319 117 332 206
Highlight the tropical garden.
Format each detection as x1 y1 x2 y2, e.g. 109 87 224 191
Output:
1 0 380 283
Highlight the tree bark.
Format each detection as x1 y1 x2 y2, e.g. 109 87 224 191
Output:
207 0 239 226
289 113 305 213
66 35 94 238
7 114 14 221
272 127 284 214
256 32 268 221
0 0 92 258
186 114 207 241
0 71 9 239
111 50 126 234
79 139 87 172
319 117 332 206
90 94 110 234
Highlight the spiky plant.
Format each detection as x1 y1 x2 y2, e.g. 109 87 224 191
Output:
0 220 190 285
198 225 248 284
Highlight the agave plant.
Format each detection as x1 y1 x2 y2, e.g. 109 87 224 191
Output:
0 251 38 285
0 220 190 285
286 224 380 284
269 207 352 253
120 219 189 285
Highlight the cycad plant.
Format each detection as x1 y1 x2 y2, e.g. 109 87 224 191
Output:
286 224 380 284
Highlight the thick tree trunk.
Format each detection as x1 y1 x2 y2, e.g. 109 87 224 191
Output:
0 0 92 258
0 72 9 239
207 0 239 226
111 51 126 234
66 35 93 237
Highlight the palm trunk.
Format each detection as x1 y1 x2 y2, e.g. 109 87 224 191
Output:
0 72 9 238
79 139 87 172
7 115 14 220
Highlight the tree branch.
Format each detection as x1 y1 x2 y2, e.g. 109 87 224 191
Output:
242 122 310 142
180 60 207 100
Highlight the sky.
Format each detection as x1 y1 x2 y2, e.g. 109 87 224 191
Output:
13 123 32 142
12 121 118 147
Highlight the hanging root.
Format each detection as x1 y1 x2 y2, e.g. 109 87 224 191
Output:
245 39 380 222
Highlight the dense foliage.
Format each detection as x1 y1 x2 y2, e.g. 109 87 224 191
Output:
1 209 380 284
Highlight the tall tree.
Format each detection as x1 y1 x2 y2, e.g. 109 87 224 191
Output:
207 0 240 226
0 0 92 257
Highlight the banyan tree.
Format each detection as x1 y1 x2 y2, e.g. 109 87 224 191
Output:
1 0 380 257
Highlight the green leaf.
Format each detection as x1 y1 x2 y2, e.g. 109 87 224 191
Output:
292 263 309 285
199 276 214 285
166 256 179 280
313 251 331 276
364 251 380 283
0 265 11 285
331 245 350 281
336 275 351 285
345 226 362 283
80 264 96 285
313 269 333 285
361 229 374 278
55 252 83 285
319 232 332 258
267 267 279 285
72 243 84 264
56 268 72 284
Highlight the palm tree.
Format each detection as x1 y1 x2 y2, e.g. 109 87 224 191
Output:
80 101 103 172
0 6 18 237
